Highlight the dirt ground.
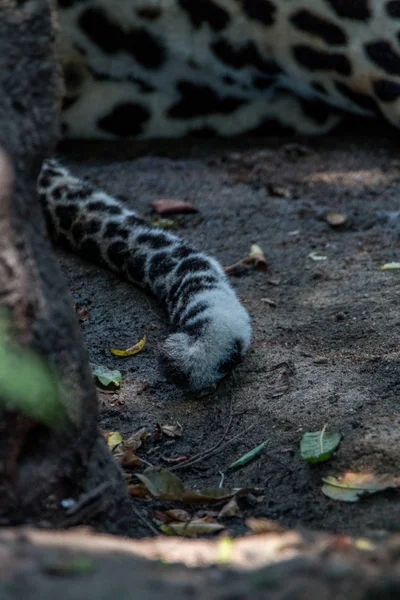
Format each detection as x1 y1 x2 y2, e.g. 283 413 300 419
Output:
56 128 400 541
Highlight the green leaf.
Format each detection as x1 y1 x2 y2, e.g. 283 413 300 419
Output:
90 363 122 389
321 472 400 503
300 427 341 463
227 441 267 471
0 319 67 428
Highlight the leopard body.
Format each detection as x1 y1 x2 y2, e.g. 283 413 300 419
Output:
58 0 400 139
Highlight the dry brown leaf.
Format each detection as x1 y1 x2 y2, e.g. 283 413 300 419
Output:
123 427 148 452
161 521 224 537
116 448 142 469
128 484 149 498
244 244 268 271
158 422 183 438
136 469 260 504
151 199 198 214
154 509 191 524
218 497 240 519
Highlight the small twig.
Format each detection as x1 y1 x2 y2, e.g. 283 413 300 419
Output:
131 503 159 536
146 297 168 324
169 400 234 471
170 422 256 472
219 471 225 488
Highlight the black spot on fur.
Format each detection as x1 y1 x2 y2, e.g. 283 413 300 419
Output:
242 0 276 26
292 46 351 75
57 0 84 7
373 79 400 101
136 6 162 20
71 222 86 244
176 256 212 277
253 76 274 90
169 81 245 118
178 0 230 31
167 274 218 306
126 253 146 283
311 81 328 94
62 95 80 111
124 214 147 227
335 81 379 112
148 252 176 280
211 38 281 75
38 174 50 188
172 245 195 260
124 29 166 69
52 185 68 200
365 41 400 75
218 340 243 374
79 238 102 263
298 97 333 125
179 301 208 326
387 1 400 17
79 8 165 68
107 240 129 267
158 350 191 388
325 0 371 20
184 317 210 337
55 205 78 231
104 222 129 238
97 103 151 137
79 8 122 53
84 219 102 235
178 283 216 313
290 10 347 45
77 187 94 199
137 232 173 249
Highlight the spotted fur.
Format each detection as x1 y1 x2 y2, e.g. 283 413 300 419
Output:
57 0 400 139
37 160 251 391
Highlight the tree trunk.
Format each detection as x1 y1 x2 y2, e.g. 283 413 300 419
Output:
0 0 130 532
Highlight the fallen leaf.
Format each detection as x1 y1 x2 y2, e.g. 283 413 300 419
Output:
158 422 183 438
300 427 341 463
380 262 400 271
116 448 142 469
322 472 400 502
308 251 327 261
110 335 146 357
151 199 198 214
218 497 240 518
124 427 148 452
154 509 191 524
150 218 179 230
267 185 291 199
128 484 148 498
326 212 347 227
227 441 267 471
246 518 286 534
91 364 122 389
104 431 123 452
136 469 259 504
161 521 224 537
244 244 268 271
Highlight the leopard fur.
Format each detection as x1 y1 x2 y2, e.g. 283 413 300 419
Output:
39 0 400 390
58 0 400 139
37 159 251 391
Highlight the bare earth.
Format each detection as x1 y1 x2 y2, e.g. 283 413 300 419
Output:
14 130 400 598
